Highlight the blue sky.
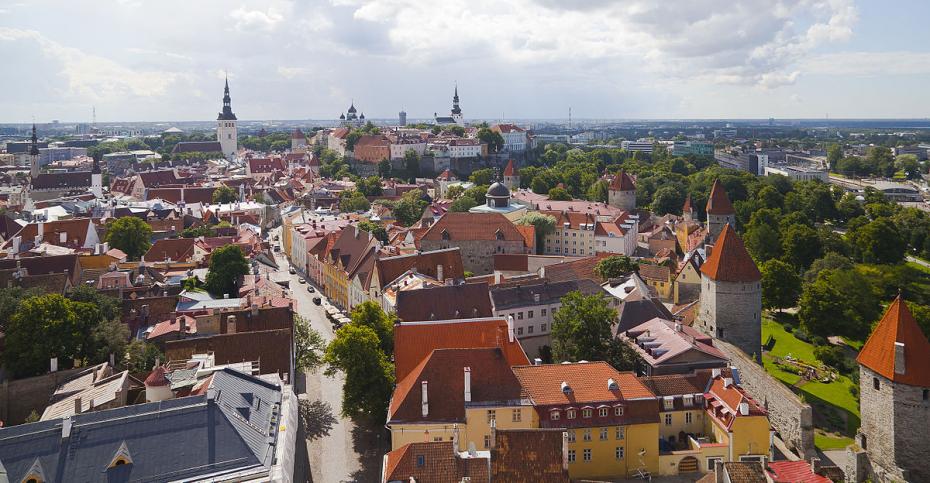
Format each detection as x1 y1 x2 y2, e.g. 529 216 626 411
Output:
0 0 927 122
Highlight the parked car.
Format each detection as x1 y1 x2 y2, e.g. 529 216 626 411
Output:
313 297 322 305
288 267 296 274
307 286 315 293
298 278 306 284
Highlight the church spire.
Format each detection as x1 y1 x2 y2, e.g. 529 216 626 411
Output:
218 77 237 121
451 84 461 115
30 123 39 156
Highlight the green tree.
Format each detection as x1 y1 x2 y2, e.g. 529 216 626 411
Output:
204 245 250 298
463 185 489 206
826 143 843 167
212 185 238 204
469 168 495 186
4 294 84 377
349 301 395 355
449 197 478 212
744 223 782 263
586 180 609 203
799 269 879 339
651 185 685 215
378 159 392 178
594 256 639 280
760 259 801 311
124 339 163 373
403 150 421 181
68 284 121 322
781 224 822 269
295 314 326 373
866 146 896 177
547 187 572 201
325 324 395 420
357 220 388 243
517 212 556 254
356 176 383 197
895 154 921 179
848 217 906 264
339 190 371 213
477 127 504 153
803 252 854 284
551 291 618 364
105 216 153 260
392 189 428 227
446 184 465 200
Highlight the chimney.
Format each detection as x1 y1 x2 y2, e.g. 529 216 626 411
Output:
227 315 237 334
37 221 44 241
723 377 733 388
712 368 721 378
74 397 82 415
464 367 472 402
436 264 443 283
506 315 515 343
894 342 906 375
738 402 749 416
489 419 497 448
421 381 429 417
452 424 460 453
179 316 186 339
533 357 542 365
251 304 259 316
675 322 682 332
810 457 821 474
562 431 569 470
12 236 20 254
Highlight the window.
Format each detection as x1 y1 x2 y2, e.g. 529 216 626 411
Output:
924 389 929 401
416 455 425 467
541 308 547 316
599 407 608 417
567 409 576 419
568 449 576 463
707 457 723 471
484 435 490 448
512 409 522 422
615 406 624 416
541 323 547 332
487 410 496 423
582 408 592 418
517 312 524 320
528 310 534 318
615 446 625 460
567 430 576 442
685 412 693 424
517 327 524 336
663 397 674 411
600 427 609 440
740 455 765 464
583 429 592 441
873 377 880 390
528 325 534 334
433 436 443 442
665 413 673 425
616 426 625 440
683 394 694 407
583 448 592 462
551 410 560 420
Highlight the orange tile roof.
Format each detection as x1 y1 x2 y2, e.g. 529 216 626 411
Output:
700 224 760 282
511 362 654 405
682 194 692 213
609 170 636 191
503 159 517 176
394 318 530 382
706 179 735 215
420 212 527 243
857 296 930 386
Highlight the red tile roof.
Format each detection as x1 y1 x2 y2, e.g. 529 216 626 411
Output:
491 429 569 482
512 362 654 405
700 224 760 282
609 171 636 191
144 366 169 386
503 159 517 176
394 318 530 382
420 212 527 243
857 295 930 386
706 179 735 215
376 248 464 288
144 238 196 262
766 461 832 483
542 253 611 283
388 347 523 423
383 441 489 483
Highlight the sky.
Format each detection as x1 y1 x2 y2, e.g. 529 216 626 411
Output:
1 0 928 122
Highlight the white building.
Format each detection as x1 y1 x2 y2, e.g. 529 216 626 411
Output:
390 140 427 160
492 124 528 153
621 140 654 153
216 77 238 160
428 138 482 158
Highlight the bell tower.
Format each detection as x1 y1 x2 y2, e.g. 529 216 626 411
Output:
216 76 238 160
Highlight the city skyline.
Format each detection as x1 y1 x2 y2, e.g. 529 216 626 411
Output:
2 0 930 122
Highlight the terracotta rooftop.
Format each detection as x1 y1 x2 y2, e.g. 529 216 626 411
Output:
706 179 735 215
490 429 569 482
857 295 930 387
609 171 636 191
700 224 760 282
383 441 489 483
511 362 654 405
420 212 526 243
376 248 464 288
394 317 530 382
766 460 833 483
503 159 518 176
395 282 493 322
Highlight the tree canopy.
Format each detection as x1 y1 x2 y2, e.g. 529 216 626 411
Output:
204 244 250 298
212 185 238 204
105 216 153 260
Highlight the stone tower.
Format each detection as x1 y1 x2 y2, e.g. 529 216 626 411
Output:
697 223 761 361
29 123 40 178
682 194 695 222
291 128 307 151
216 77 238 160
502 159 520 191
852 295 930 483
705 179 736 243
607 170 636 211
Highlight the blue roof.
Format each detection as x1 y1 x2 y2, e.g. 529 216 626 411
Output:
0 369 285 482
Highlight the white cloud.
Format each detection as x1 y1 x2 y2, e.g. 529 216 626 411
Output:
802 51 930 76
229 6 285 32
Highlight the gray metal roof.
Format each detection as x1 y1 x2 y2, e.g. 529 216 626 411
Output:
0 368 284 482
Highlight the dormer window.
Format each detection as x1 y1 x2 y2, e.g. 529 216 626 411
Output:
495 229 505 241
107 441 134 469
441 229 451 241
567 409 576 419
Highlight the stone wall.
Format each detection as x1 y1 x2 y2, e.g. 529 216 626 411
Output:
608 189 635 211
698 278 761 362
0 367 85 425
421 239 525 275
717 340 815 459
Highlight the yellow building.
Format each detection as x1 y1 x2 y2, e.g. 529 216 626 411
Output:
639 263 673 301
673 253 703 304
511 362 661 480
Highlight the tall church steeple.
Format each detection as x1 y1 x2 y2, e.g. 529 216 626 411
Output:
216 77 238 160
451 84 461 115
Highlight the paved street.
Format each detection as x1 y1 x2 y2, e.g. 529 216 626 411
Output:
269 231 383 482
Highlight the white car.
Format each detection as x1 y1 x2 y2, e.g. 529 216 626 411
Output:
298 278 306 284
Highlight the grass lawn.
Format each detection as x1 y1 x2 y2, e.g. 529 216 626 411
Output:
761 315 861 451
907 260 930 276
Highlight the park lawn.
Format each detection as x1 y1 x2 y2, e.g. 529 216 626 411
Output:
761 354 802 386
907 260 930 276
815 432 854 450
762 317 816 362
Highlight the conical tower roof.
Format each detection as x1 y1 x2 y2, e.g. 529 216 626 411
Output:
706 179 734 215
700 224 760 282
503 159 517 176
609 170 636 191
857 295 930 386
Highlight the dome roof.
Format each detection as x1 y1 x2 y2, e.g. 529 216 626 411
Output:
487 182 510 197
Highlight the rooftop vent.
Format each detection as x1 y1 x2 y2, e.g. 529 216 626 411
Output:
607 378 619 390
561 381 572 394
